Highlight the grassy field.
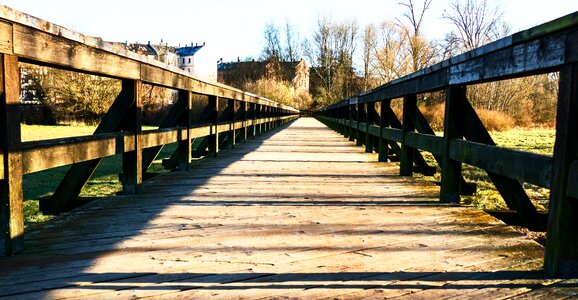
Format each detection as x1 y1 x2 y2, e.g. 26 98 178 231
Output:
21 124 176 227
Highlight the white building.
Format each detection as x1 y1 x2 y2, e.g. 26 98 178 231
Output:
176 43 205 75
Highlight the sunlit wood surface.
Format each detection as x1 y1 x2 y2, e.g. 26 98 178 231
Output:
0 118 574 299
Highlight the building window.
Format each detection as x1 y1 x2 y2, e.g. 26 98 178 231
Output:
188 58 191 64
182 58 185 64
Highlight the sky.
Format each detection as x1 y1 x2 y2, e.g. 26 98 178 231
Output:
1 0 577 79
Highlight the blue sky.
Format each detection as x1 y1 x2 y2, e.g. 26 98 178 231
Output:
1 0 577 79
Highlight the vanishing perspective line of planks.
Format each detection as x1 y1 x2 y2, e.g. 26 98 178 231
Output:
1 118 575 299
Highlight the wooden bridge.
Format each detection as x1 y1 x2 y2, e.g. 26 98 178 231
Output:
1 5 578 299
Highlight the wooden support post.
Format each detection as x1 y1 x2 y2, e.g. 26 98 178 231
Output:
142 89 191 171
453 86 544 231
356 104 365 146
247 103 255 138
208 95 219 157
176 90 192 171
382 105 434 175
42 79 137 214
364 103 373 153
545 63 578 277
400 94 417 176
349 105 356 142
255 104 262 136
0 54 23 256
367 103 381 153
121 80 142 195
228 99 236 148
378 100 390 162
440 86 464 203
342 107 350 139
412 102 476 196
239 101 248 143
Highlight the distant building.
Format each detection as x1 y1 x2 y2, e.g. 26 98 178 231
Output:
175 43 205 75
124 41 205 76
217 58 310 94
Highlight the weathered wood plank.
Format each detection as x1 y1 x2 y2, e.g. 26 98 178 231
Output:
0 54 23 255
21 135 118 174
405 132 443 156
0 21 12 54
450 139 552 188
545 63 578 277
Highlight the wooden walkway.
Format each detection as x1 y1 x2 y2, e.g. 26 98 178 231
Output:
0 118 576 299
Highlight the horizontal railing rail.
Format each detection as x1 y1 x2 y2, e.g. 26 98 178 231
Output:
0 5 298 257
316 11 578 277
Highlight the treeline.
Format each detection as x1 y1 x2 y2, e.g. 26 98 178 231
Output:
255 0 557 127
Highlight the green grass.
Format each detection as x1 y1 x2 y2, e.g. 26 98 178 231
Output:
21 124 176 228
422 128 555 211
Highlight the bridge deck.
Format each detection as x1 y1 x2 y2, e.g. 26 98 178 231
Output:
0 118 575 299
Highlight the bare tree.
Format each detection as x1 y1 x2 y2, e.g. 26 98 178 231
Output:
373 21 408 83
397 0 437 72
284 21 302 62
362 23 377 91
443 0 505 51
262 22 283 61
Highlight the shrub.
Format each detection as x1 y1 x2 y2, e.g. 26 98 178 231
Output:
475 109 515 131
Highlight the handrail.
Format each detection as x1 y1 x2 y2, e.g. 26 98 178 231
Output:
316 11 578 277
0 5 298 257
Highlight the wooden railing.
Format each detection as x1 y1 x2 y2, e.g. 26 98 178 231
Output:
316 12 578 277
0 6 298 256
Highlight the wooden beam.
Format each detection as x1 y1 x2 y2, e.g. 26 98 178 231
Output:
42 79 137 215
450 139 552 188
208 96 218 157
0 54 23 256
453 88 544 231
176 90 192 171
545 63 578 277
400 94 417 176
121 80 142 194
378 100 390 162
440 86 465 203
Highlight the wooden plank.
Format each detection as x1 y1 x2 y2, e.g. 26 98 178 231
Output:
405 132 443 156
0 118 566 299
0 54 23 255
545 63 578 277
13 24 140 79
0 21 12 54
450 139 552 188
21 135 118 174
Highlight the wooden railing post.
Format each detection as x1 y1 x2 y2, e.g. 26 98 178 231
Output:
208 95 219 157
121 80 143 195
228 99 236 149
400 94 417 176
239 101 247 143
356 103 364 147
0 54 23 256
364 103 373 153
378 100 389 162
255 104 263 136
545 63 578 277
248 103 255 138
348 105 356 142
440 86 464 203
176 90 192 171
